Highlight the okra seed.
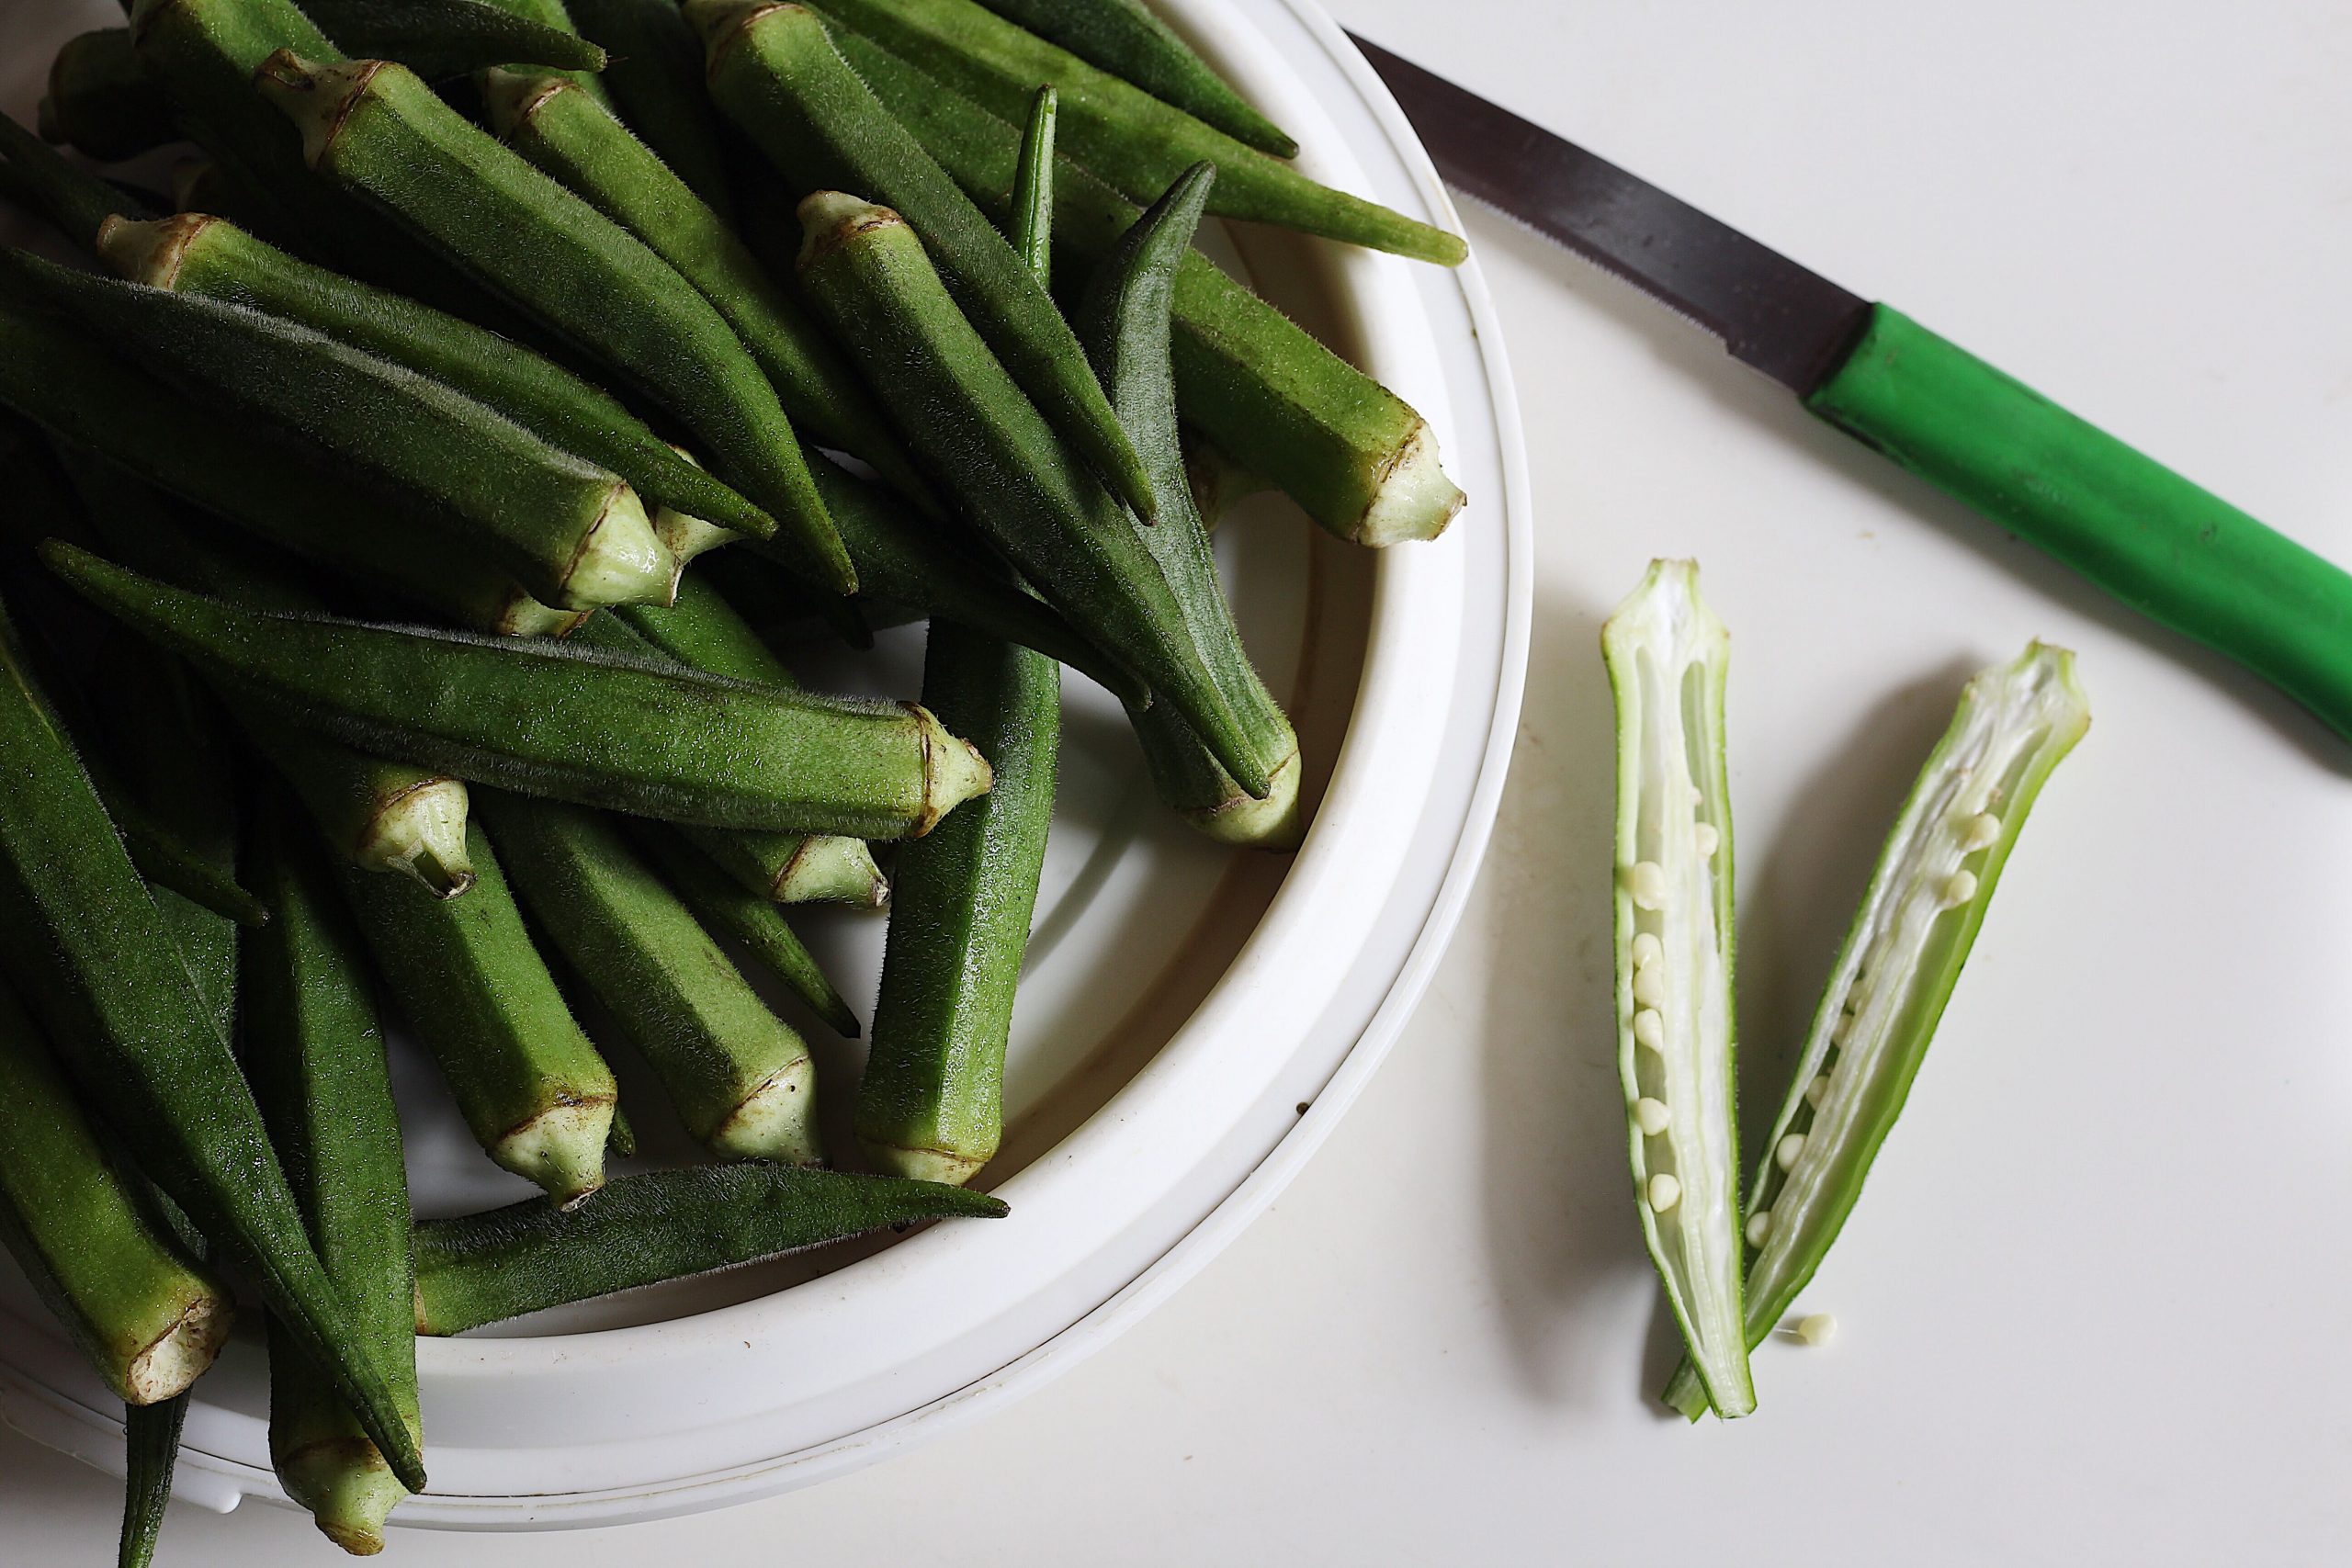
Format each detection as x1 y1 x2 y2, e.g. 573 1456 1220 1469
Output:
1631 957 1666 1008
1804 1074 1831 1108
1775 1133 1807 1170
1628 860 1667 909
1961 811 2002 851
1631 931 1662 967
1939 868 1978 908
1633 1009 1664 1052
1633 1097 1670 1136
1745 1209 1772 1247
1796 1313 1838 1347
1647 1173 1680 1213
1693 820 1719 858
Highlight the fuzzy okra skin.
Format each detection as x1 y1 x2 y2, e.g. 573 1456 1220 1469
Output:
345 820 617 1205
486 794 823 1165
462 0 616 107
1080 163 1303 849
303 0 612 80
0 978 231 1407
564 0 740 217
50 545 994 840
244 818 419 1552
795 192 1281 797
1661 643 2091 1420
255 51 859 597
968 0 1295 157
685 0 1157 523
1012 85 1057 289
413 1163 1009 1334
482 69 929 506
41 29 176 164
1603 560 1753 1419
633 829 862 1037
834 31 1464 547
0 590 427 1492
96 211 773 547
815 0 1462 265
119 1394 189 1568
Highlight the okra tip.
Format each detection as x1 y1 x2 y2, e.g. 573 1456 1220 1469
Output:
775 835 888 908
709 1059 822 1166
1187 750 1305 851
495 1098 616 1210
1355 420 1466 546
564 484 683 610
908 703 994 836
277 1437 407 1557
856 1139 989 1188
362 780 477 899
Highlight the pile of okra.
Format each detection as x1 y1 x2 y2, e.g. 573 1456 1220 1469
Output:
0 0 1468 1556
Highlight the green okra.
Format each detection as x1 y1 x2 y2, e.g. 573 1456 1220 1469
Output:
0 977 231 1407
460 0 616 106
969 0 1295 157
0 587 426 1493
685 0 1157 522
98 212 772 546
304 0 611 80
0 109 159 251
51 544 995 840
485 794 823 1164
413 1163 1009 1334
633 828 861 1036
1603 560 1751 1418
345 820 616 1205
1661 644 2090 1421
856 619 1057 1183
834 30 1464 546
245 816 418 1551
817 0 1462 265
482 68 930 507
1012 85 1057 289
795 190 1280 796
41 29 176 164
255 51 859 597
118 1394 189 1568
169 156 292 243
5 251 676 614
1080 163 1302 847
563 0 740 218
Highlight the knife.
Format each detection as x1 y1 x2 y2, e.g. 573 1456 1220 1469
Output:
1352 33 2352 743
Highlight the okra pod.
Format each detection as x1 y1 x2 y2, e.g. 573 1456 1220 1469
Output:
481 67 927 504
974 0 1293 156
834 31 1464 546
255 51 859 596
1661 644 2090 1419
563 0 740 218
0 587 427 1492
0 109 158 251
686 0 1157 521
345 820 616 1205
1012 85 1057 288
856 620 1057 1182
485 794 822 1164
1604 560 1752 1418
795 190 1280 795
633 829 860 1036
816 0 1462 264
460 0 616 106
118 1395 188 1568
413 1163 1008 1334
0 977 231 1406
6 251 677 613
245 816 419 1551
1080 164 1302 846
303 0 611 80
51 543 994 840
41 29 176 164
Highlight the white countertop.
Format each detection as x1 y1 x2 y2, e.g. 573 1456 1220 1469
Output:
6 0 2349 1561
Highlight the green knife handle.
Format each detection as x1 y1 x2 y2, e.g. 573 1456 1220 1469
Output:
1807 304 2352 740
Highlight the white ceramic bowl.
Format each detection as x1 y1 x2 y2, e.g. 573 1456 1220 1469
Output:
0 0 1530 1527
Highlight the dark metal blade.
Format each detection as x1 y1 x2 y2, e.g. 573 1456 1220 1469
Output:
1351 32 1871 395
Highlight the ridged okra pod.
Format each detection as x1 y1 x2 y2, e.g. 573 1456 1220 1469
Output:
0 108 159 251
345 820 616 1205
1080 163 1302 847
1011 85 1057 291
119 1395 189 1568
1661 644 2090 1419
53 544 995 840
969 0 1295 156
0 978 231 1407
458 0 616 106
563 0 741 217
302 0 612 80
633 829 861 1037
482 68 927 504
95 210 773 544
255 51 859 596
795 192 1283 796
813 0 1463 264
686 0 1157 522
41 29 176 164
413 1164 1009 1334
1603 560 1752 1418
485 794 822 1164
245 818 419 1552
835 31 1464 546
0 586 426 1492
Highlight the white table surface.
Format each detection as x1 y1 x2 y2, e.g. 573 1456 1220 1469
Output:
7 0 2350 1562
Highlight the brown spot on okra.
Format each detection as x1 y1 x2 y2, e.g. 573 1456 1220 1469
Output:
794 190 907 270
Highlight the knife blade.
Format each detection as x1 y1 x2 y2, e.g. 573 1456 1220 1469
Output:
1353 32 2352 745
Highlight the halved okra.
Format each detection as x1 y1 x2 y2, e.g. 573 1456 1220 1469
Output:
413 1163 1009 1335
302 0 611 80
1661 642 2090 1419
563 0 740 217
812 0 1463 264
255 50 858 596
40 29 176 164
1603 559 1752 1418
